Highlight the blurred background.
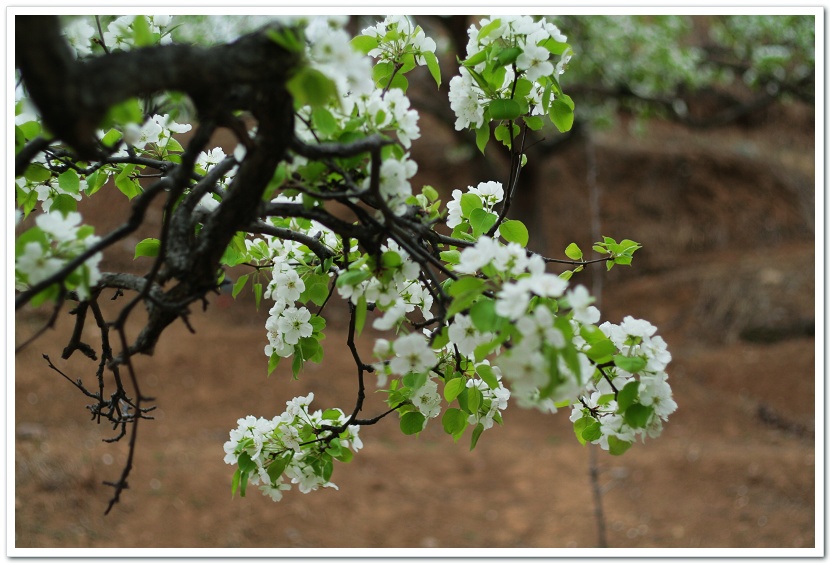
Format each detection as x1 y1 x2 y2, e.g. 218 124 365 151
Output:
14 14 817 549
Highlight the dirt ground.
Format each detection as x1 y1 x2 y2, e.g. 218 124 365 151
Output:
13 88 818 551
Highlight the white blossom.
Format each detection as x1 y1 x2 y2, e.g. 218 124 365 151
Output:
277 307 313 345
389 333 435 375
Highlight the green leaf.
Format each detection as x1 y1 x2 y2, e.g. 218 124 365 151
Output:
447 289 482 319
291 352 304 379
355 294 367 336
17 187 38 218
134 238 160 259
381 250 402 269
499 219 529 247
540 37 569 56
467 386 482 413
565 242 583 261
325 439 343 457
400 411 426 435
494 122 518 148
311 107 338 137
336 447 354 463
399 52 417 74
350 35 378 55
165 137 184 153
573 416 591 445
616 381 640 413
608 436 633 456
431 326 449 350
460 193 482 218
585 338 616 363
469 68 497 101
299 337 322 363
444 377 467 403
322 458 334 482
101 128 122 148
496 46 522 67
253 282 263 310
470 423 485 451
476 364 499 390
489 98 522 121
336 268 371 288
580 324 607 344
549 98 575 132
448 276 484 298
57 170 80 195
581 420 602 442
624 404 653 429
475 122 490 154
132 15 153 47
469 298 497 333
441 408 467 436
288 67 337 109
24 164 51 183
15 125 26 150
477 18 502 41
462 48 489 67
542 81 553 113
473 327 511 363
106 98 143 128
238 469 250 497
306 283 329 307
220 243 246 268
231 467 241 498
469 208 498 238
267 353 281 376
50 194 78 215
266 453 291 483
422 185 439 202
19 120 40 140
440 250 461 265
266 28 304 53
115 168 141 200
613 354 647 374
237 451 256 473
558 93 575 111
523 115 544 131
423 51 441 88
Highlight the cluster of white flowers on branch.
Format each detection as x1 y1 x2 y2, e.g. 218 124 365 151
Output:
14 14 675 507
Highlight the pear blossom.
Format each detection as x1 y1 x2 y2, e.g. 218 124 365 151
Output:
389 333 435 375
448 314 491 358
277 307 313 345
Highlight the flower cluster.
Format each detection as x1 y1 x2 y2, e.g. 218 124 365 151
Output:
15 211 102 301
569 317 677 454
304 16 374 107
223 393 362 501
360 15 437 67
449 16 574 133
119 113 192 154
446 180 505 229
336 241 433 331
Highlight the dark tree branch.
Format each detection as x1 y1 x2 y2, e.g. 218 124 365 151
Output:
16 16 300 160
15 136 51 176
247 222 336 263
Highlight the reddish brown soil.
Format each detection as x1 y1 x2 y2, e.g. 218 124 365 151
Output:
14 98 817 550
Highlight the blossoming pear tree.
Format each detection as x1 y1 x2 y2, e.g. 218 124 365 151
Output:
15 14 676 512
